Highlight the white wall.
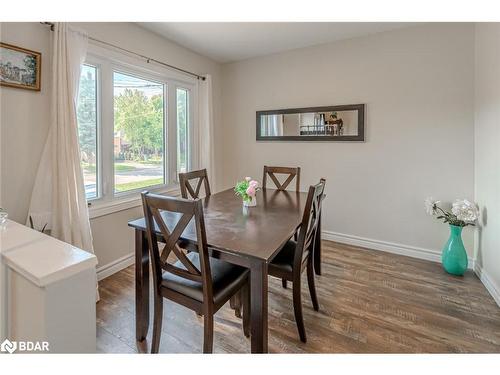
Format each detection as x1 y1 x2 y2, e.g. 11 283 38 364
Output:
0 23 52 221
474 23 500 305
0 22 222 271
220 23 476 259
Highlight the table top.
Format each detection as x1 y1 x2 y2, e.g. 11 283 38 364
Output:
128 188 308 262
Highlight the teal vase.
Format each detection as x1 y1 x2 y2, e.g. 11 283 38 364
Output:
442 224 468 276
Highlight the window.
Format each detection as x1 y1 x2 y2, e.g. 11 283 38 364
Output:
77 64 98 200
176 88 189 174
113 72 165 193
76 52 196 208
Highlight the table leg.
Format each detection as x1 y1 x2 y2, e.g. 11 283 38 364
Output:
250 260 268 353
135 229 149 342
314 212 322 275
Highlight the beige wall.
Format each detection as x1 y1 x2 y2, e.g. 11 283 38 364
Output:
0 22 222 270
220 23 475 256
474 23 500 304
0 23 52 224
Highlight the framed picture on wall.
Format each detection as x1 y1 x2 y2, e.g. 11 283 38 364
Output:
0 42 41 91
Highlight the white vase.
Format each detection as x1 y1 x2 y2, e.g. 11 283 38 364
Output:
243 196 257 207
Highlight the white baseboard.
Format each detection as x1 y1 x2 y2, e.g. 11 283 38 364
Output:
322 230 475 270
96 252 134 281
474 264 500 307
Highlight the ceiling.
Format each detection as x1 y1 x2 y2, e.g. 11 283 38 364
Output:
138 22 414 63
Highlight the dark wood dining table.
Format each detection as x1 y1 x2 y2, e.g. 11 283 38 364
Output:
128 187 322 353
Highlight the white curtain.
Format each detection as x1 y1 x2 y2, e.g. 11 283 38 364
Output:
261 114 283 136
27 23 97 296
197 74 216 188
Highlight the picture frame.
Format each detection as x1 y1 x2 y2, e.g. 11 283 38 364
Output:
0 42 41 91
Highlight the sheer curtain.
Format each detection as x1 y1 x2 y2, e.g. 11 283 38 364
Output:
27 23 97 296
197 74 216 189
261 114 283 136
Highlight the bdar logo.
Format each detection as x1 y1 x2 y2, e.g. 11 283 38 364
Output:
1 339 17 354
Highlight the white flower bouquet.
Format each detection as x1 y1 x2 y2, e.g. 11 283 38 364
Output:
425 197 479 227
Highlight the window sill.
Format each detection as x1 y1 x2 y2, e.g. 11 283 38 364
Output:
88 185 181 220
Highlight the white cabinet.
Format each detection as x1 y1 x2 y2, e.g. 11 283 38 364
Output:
0 220 97 353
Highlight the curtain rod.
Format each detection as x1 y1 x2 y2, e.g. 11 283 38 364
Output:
40 22 206 81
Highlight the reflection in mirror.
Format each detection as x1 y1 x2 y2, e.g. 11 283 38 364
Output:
260 114 284 136
257 104 364 141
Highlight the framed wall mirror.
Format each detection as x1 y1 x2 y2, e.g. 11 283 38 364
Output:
256 104 365 141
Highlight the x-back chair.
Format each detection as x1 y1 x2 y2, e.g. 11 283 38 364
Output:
141 192 250 353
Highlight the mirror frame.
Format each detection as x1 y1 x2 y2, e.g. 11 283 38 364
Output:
256 104 365 142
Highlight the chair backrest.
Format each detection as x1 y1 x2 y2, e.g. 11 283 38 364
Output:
179 169 211 199
141 192 213 300
294 179 326 271
262 166 301 191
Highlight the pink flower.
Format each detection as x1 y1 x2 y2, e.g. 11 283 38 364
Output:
246 186 256 197
249 180 259 188
245 176 252 182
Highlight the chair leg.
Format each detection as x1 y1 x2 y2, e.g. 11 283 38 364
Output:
282 279 288 288
242 283 250 338
292 278 307 343
151 295 163 353
203 314 214 353
230 292 242 318
307 261 319 311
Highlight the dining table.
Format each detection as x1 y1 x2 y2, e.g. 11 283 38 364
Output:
128 187 323 353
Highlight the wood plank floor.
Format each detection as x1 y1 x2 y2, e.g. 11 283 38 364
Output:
96 241 500 353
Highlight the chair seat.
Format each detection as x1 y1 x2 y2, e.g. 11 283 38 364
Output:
269 240 299 275
161 252 248 305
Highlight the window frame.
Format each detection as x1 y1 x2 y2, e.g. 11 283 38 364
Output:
80 46 198 218
174 85 194 181
77 62 101 201
111 66 168 197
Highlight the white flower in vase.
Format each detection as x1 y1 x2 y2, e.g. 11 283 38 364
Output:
451 199 479 223
424 196 479 276
424 197 479 227
424 197 441 216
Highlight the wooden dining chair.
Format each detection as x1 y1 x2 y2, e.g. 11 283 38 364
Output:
264 165 301 287
179 168 242 318
141 192 250 353
262 166 301 191
179 169 211 199
268 178 326 343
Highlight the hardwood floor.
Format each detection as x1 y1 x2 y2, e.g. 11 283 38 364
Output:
96 241 500 353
